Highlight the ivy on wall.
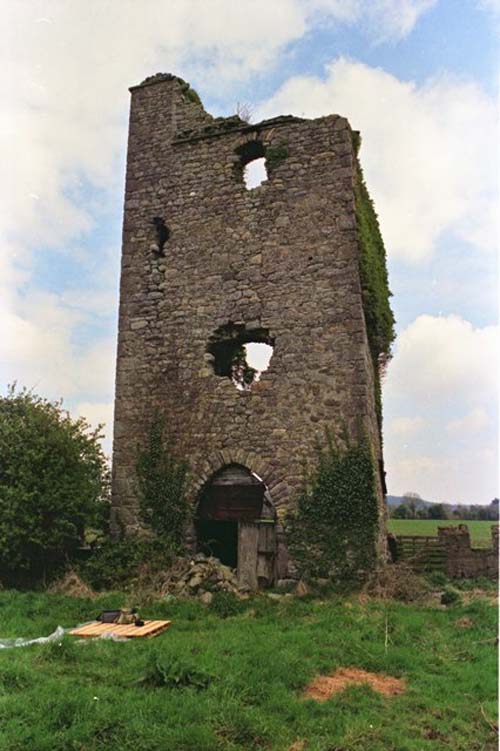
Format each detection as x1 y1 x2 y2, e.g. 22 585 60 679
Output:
136 416 189 545
286 434 380 584
352 132 396 427
266 143 289 172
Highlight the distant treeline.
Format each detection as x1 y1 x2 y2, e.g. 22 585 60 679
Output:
389 497 499 521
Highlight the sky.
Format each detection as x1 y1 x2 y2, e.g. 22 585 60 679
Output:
1 0 498 504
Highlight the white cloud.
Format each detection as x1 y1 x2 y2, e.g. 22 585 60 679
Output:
383 315 499 502
76 401 115 456
388 416 425 436
0 289 115 401
1 1 306 262
255 58 498 262
478 0 500 17
367 0 436 40
477 0 500 32
394 455 441 477
0 2 438 252
307 0 361 22
384 314 499 407
308 0 436 39
446 408 490 435
388 448 498 504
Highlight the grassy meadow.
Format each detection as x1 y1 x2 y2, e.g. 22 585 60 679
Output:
388 519 496 547
0 589 497 751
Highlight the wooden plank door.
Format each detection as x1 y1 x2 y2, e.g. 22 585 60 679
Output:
257 522 275 586
238 522 259 589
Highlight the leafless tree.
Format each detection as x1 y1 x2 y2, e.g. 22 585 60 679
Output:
236 101 253 123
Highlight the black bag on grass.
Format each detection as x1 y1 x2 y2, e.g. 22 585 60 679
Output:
97 610 121 623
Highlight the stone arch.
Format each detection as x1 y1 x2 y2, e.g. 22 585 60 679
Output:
194 460 281 587
190 449 288 509
197 464 270 520
235 138 266 166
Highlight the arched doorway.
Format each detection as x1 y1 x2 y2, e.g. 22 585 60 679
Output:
195 464 276 588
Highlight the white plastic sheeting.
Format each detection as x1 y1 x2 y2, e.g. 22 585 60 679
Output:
0 625 66 649
0 624 128 649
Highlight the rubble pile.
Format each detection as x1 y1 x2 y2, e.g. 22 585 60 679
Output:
159 553 245 603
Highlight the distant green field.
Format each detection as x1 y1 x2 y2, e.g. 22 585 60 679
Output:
388 519 496 547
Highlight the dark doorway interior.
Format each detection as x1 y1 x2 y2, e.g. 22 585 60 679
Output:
196 519 238 567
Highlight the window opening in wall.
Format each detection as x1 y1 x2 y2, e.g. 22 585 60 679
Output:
244 158 267 189
244 342 273 381
207 323 274 390
236 140 268 191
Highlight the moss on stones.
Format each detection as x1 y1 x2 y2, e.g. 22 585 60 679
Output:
177 77 202 107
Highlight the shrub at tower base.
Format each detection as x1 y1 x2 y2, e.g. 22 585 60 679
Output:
0 386 110 584
81 418 189 590
286 436 379 586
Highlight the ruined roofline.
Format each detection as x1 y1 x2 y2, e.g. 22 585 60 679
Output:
173 115 308 145
129 72 349 145
129 72 179 91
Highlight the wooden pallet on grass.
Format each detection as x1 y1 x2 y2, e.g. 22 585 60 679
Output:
69 620 171 639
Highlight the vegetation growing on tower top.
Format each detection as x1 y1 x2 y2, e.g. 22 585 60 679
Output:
351 131 396 426
177 77 202 106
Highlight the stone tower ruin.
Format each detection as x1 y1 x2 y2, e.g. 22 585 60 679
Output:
112 73 393 588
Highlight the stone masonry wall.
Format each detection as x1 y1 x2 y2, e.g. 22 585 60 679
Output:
438 524 499 579
112 74 385 566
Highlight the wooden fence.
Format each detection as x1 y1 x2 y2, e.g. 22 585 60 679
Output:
395 535 446 571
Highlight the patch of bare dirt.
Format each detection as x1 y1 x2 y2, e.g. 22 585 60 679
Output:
460 589 498 606
288 741 307 751
304 667 406 701
455 616 474 629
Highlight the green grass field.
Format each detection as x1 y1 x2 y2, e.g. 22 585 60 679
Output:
0 590 497 751
388 519 496 547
